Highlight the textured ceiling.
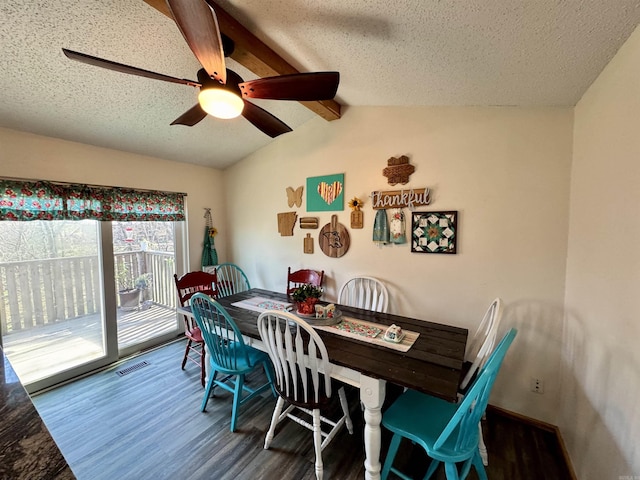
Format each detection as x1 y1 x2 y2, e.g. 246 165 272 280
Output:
1 1 639 169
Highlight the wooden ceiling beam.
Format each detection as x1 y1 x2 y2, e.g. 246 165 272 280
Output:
143 0 341 121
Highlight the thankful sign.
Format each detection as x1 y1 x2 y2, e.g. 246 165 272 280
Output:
307 174 345 211
371 187 431 209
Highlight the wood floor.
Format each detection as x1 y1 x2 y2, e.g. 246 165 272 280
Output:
4 304 176 384
32 339 573 480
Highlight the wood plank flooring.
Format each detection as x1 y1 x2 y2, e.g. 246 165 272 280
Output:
32 339 573 480
4 304 176 384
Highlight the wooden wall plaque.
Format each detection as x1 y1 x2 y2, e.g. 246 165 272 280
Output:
371 188 431 210
277 212 297 236
319 215 350 258
350 210 363 229
299 217 319 229
303 233 314 253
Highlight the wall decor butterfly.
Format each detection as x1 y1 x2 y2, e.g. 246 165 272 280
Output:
286 186 303 207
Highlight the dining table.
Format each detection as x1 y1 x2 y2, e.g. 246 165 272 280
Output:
184 288 468 480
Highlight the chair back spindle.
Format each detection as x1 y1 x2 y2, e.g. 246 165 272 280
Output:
215 263 251 298
338 276 389 313
287 268 325 296
191 294 250 373
259 311 331 406
460 297 504 390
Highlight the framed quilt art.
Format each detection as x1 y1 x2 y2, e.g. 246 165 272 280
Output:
411 211 458 254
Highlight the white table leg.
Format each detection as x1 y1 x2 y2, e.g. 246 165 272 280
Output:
360 375 386 480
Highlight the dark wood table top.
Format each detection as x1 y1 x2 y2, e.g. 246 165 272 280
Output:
216 288 468 402
1 347 75 479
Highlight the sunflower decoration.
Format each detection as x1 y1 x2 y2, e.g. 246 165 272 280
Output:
348 197 364 211
349 197 365 229
208 227 218 238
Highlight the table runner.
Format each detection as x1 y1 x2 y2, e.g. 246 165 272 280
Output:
231 296 294 313
232 297 419 352
315 317 419 352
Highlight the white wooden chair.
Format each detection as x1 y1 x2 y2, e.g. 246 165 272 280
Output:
257 310 353 480
461 298 504 391
460 297 504 466
338 276 389 313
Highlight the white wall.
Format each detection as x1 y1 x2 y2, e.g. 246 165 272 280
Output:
563 26 640 479
0 127 226 272
224 105 573 422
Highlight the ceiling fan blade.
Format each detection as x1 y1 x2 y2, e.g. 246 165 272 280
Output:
170 104 208 126
62 49 199 86
238 72 340 101
242 100 292 138
166 0 226 84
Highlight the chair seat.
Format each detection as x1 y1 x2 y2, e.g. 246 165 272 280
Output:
209 342 271 375
383 389 477 463
186 326 204 343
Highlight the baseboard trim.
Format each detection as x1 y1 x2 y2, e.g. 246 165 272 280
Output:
487 404 577 480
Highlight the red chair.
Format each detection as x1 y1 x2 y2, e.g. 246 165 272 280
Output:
174 271 217 387
287 267 324 296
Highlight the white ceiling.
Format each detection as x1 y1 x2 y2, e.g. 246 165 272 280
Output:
1 1 639 169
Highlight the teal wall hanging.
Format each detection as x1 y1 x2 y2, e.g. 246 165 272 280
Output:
306 173 344 212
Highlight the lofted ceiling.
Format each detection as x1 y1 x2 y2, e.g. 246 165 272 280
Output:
1 1 639 169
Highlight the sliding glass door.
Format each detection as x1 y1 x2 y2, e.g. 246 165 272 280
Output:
0 220 183 392
0 220 109 390
112 221 180 354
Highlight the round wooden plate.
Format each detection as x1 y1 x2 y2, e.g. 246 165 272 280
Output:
319 214 350 257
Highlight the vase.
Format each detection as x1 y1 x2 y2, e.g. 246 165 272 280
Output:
297 298 319 315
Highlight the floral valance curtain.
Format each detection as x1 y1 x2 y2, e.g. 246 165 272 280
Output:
0 179 185 221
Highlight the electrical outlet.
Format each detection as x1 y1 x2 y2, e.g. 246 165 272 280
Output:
530 377 544 394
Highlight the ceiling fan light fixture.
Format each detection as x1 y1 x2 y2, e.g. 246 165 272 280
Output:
198 87 244 119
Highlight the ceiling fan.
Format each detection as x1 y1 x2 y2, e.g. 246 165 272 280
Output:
62 0 339 137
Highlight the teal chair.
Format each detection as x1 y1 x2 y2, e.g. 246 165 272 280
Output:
215 263 251 298
380 328 517 480
190 293 276 432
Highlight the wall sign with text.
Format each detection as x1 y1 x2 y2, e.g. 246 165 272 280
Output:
370 187 431 210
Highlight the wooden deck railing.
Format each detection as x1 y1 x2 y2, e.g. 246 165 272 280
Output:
0 251 177 335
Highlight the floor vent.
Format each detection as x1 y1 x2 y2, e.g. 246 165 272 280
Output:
115 361 150 377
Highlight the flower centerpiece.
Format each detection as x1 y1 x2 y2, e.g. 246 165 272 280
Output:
291 283 324 315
